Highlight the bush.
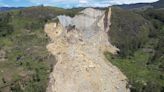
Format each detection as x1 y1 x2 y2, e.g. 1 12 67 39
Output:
0 13 13 37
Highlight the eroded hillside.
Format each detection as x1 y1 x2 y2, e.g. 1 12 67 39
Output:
44 8 130 92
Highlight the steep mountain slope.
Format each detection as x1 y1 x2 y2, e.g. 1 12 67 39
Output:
105 7 164 92
109 7 152 57
45 8 130 92
115 0 164 10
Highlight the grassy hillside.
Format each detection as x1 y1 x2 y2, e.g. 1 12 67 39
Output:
106 7 164 92
0 6 80 92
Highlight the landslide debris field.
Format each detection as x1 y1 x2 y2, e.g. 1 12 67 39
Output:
45 8 129 92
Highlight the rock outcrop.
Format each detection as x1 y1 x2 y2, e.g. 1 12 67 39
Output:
45 8 130 92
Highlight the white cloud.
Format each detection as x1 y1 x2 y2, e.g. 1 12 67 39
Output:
79 0 88 4
27 0 159 8
111 0 158 4
29 0 77 4
0 2 10 7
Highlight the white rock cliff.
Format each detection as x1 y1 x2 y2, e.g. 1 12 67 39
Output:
45 8 130 92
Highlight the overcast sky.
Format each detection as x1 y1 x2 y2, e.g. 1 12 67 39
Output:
0 0 159 8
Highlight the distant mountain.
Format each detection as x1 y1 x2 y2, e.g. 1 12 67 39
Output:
115 0 164 10
152 0 164 8
115 3 153 10
0 7 24 12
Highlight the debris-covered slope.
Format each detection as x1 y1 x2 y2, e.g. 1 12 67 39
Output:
45 8 130 92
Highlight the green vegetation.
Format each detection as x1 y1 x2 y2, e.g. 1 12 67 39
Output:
0 13 13 37
142 9 164 66
0 6 80 92
109 7 153 57
107 7 164 92
105 40 164 92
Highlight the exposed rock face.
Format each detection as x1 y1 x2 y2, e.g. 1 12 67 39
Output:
45 8 130 92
